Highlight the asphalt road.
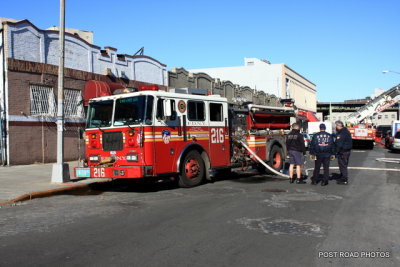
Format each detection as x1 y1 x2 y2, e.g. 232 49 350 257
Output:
1 146 400 267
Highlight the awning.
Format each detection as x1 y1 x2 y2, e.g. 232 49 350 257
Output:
297 110 319 122
306 111 319 122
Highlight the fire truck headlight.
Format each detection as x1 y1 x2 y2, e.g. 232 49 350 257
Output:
126 154 138 162
89 155 100 162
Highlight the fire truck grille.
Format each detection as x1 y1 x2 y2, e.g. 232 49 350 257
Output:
102 132 123 151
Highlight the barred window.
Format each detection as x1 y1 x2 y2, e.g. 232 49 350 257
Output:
30 85 57 116
65 89 84 118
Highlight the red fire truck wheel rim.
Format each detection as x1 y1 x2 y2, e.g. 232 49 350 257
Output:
185 159 200 179
272 152 282 169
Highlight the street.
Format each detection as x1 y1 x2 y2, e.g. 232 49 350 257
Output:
1 146 399 267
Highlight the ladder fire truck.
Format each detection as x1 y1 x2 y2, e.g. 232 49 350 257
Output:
345 84 400 148
74 82 296 187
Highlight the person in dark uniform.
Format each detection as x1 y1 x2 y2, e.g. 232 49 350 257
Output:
334 121 352 185
310 123 335 186
286 123 306 184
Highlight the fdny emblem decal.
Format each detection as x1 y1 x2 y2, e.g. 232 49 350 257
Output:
162 129 171 144
178 100 186 113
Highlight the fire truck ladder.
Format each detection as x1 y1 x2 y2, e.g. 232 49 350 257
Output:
346 85 400 125
239 140 289 178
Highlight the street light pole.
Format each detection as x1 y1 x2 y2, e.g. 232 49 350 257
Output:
382 70 400 75
382 70 400 120
51 0 70 183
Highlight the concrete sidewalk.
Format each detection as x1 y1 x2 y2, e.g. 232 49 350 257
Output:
0 161 111 205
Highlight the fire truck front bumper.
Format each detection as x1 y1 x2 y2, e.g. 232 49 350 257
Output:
74 166 154 179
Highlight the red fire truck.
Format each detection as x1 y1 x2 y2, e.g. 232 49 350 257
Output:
75 83 295 187
345 85 400 149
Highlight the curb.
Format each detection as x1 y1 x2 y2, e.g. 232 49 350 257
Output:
0 181 109 206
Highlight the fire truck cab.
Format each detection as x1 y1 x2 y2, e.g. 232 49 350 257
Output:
76 88 231 187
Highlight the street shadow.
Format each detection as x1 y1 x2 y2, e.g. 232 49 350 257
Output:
88 179 180 194
85 169 289 194
228 175 283 184
211 167 285 184
352 144 374 150
310 173 340 182
330 173 342 180
70 178 88 182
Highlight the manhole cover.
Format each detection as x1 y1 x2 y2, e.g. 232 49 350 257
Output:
261 189 287 193
237 217 323 237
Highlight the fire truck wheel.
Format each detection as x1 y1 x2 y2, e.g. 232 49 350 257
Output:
178 150 205 188
267 146 284 172
367 141 374 150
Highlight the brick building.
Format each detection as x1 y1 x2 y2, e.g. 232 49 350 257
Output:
0 19 167 165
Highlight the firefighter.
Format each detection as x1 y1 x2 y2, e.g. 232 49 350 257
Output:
334 120 352 185
309 123 335 186
286 123 306 184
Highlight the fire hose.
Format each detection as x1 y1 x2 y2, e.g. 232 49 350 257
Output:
239 140 289 178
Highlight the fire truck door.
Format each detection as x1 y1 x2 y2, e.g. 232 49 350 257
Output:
208 102 229 167
154 98 179 174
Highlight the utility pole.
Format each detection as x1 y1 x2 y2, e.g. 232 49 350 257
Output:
51 0 70 183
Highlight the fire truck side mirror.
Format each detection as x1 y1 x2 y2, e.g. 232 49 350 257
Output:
164 99 172 117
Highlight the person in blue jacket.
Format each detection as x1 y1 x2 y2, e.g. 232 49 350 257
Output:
334 121 352 185
309 123 336 186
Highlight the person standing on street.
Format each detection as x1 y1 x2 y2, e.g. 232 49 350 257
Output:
334 121 352 185
286 123 306 184
310 123 335 186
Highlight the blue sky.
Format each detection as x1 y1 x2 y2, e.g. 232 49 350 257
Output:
2 0 399 102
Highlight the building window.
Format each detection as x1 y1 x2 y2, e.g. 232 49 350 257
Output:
30 85 57 116
285 78 290 98
64 89 84 118
392 114 396 119
384 115 388 119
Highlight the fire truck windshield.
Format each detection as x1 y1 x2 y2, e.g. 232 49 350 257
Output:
86 100 113 128
114 96 154 126
86 96 154 129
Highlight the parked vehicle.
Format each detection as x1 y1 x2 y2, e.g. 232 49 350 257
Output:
376 125 391 138
392 120 400 135
385 130 392 148
75 82 296 187
345 85 400 149
384 121 400 149
390 131 400 151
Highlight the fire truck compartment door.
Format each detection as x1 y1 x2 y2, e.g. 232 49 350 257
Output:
208 102 230 167
154 98 180 174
